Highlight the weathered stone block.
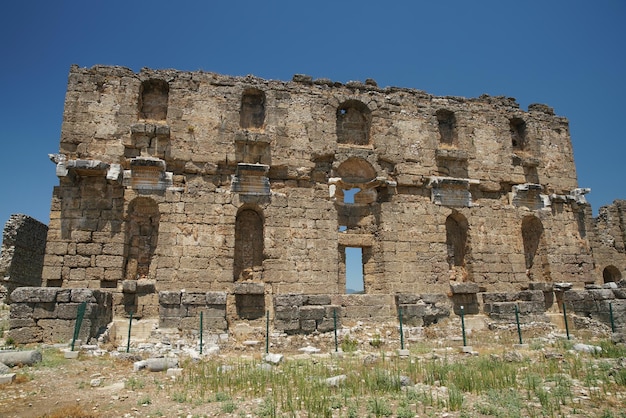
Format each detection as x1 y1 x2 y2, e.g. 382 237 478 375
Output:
395 294 420 305
300 319 316 332
6 327 43 344
159 291 181 305
71 289 96 303
305 295 331 305
122 280 137 293
482 293 516 303
30 302 56 319
56 289 71 303
10 287 58 303
421 294 449 305
182 292 207 305
9 303 34 319
529 282 554 292
450 283 480 294
274 319 300 332
274 294 303 307
159 305 186 318
136 279 156 293
518 290 544 302
205 292 227 305
275 305 299 321
9 318 36 328
233 282 264 295
300 306 325 321
589 289 614 300
317 317 336 332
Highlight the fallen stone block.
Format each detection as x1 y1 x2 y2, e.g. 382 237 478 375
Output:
134 357 179 372
264 353 284 364
0 350 43 367
325 374 346 387
0 374 16 385
573 343 601 354
166 368 183 378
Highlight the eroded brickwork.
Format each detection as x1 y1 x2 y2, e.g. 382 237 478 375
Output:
39 65 608 322
1 215 47 301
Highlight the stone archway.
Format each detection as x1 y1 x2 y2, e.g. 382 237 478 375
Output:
603 265 622 283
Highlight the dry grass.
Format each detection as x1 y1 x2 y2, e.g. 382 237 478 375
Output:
40 404 97 418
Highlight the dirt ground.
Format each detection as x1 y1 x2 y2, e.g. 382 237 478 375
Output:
0 318 625 418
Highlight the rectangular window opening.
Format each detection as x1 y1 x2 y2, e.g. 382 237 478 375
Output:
345 246 364 294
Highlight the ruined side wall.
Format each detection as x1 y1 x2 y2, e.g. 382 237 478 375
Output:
591 200 626 282
1 215 48 301
7 287 112 344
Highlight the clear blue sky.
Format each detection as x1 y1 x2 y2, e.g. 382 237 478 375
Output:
1 2 624 233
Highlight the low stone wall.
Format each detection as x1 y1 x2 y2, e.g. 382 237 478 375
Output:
482 290 548 322
274 293 452 334
159 291 227 332
1 214 48 302
563 282 626 332
7 287 111 344
395 293 452 326
274 294 340 333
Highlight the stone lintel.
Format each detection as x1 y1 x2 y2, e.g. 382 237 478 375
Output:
450 282 480 294
233 282 265 295
435 148 469 161
338 233 374 247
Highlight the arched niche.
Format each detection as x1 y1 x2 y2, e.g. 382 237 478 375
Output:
522 215 550 280
240 88 266 129
446 212 469 268
139 79 169 120
233 208 264 280
125 197 160 280
436 109 458 146
603 265 622 283
336 100 371 145
334 157 378 205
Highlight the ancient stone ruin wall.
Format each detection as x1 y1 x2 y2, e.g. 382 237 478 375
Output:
591 200 626 284
41 65 596 321
0 214 48 302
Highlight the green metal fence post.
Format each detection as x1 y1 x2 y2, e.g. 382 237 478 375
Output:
200 311 204 355
333 308 338 352
515 304 523 345
562 303 570 340
265 310 270 354
71 301 87 351
460 305 467 347
398 307 404 350
609 302 615 333
126 310 133 353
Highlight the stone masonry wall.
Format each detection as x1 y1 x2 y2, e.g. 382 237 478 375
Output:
1 214 48 301
7 287 112 344
159 291 227 332
38 65 601 321
591 200 626 283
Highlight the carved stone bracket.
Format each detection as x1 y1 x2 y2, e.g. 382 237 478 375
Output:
123 157 172 191
231 163 270 196
427 176 478 208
